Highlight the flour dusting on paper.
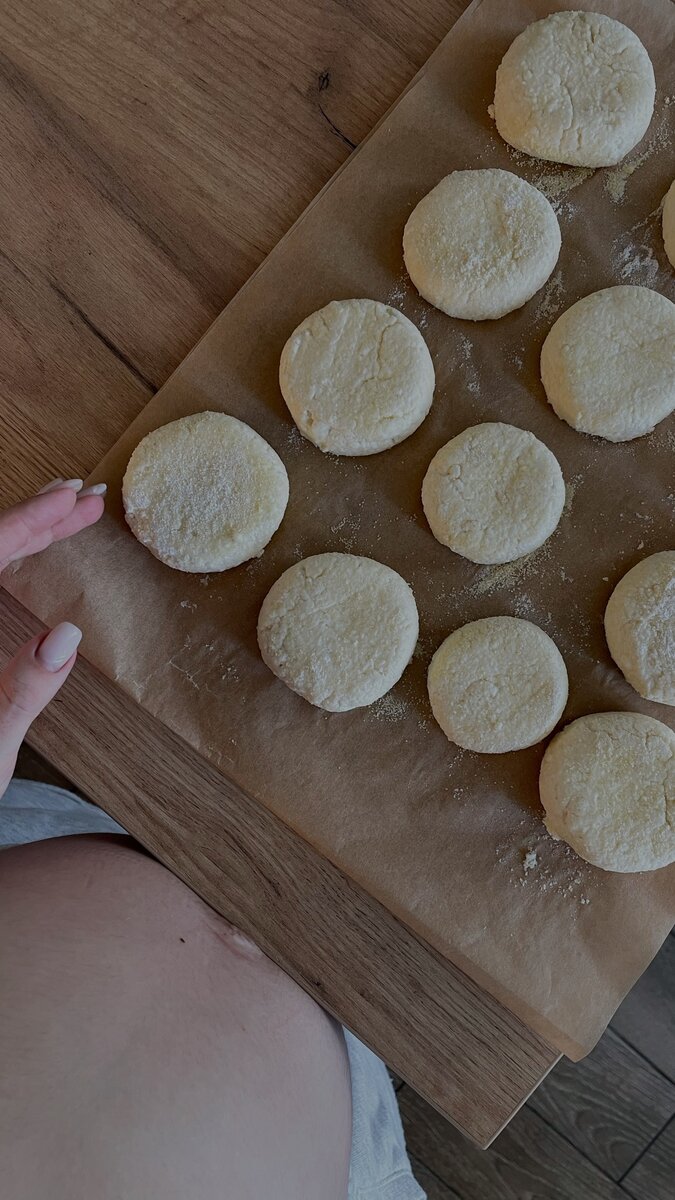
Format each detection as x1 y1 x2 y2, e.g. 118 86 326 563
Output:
604 106 673 203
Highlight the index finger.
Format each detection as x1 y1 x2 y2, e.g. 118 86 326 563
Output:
0 489 79 571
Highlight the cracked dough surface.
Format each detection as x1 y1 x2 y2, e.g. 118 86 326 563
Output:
422 422 565 565
540 712 675 873
493 11 655 167
663 179 675 269
257 552 419 711
402 169 560 321
541 285 675 442
605 551 675 707
279 299 434 455
123 411 289 572
427 617 568 754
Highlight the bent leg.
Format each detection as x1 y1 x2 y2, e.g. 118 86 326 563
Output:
0 835 352 1200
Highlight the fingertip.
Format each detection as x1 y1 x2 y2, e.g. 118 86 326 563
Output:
36 622 83 673
75 493 106 526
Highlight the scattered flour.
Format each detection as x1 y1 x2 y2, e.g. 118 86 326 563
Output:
385 272 410 308
180 599 197 611
615 242 659 285
604 108 672 202
371 692 410 722
512 592 535 619
501 142 595 212
653 424 675 455
532 166 595 207
469 540 552 598
562 473 584 517
534 268 566 324
286 424 305 452
501 833 594 906
457 332 480 395
330 501 365 551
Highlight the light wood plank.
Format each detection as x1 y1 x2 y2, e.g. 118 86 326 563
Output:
611 938 675 1084
529 1028 675 1180
399 1086 626 1200
0 0 466 502
623 1117 675 1200
0 589 558 1147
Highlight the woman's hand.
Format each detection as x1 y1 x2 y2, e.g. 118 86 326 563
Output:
0 478 105 795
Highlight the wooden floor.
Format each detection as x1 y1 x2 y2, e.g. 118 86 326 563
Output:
15 745 675 1197
400 939 675 1198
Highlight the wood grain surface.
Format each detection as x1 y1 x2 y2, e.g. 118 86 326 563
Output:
623 1118 675 1200
0 0 465 500
0 590 557 1146
529 1029 675 1180
0 0 559 1146
400 1089 628 1200
611 936 675 1083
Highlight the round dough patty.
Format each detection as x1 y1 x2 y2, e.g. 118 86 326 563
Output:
402 169 560 321
605 552 675 706
422 423 565 565
540 712 675 872
428 617 568 754
257 553 419 712
123 411 289 572
663 179 675 269
494 12 655 167
279 299 435 456
541 286 675 442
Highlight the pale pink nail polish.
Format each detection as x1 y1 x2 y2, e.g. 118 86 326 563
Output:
78 483 107 498
37 622 82 672
38 478 83 495
37 477 64 494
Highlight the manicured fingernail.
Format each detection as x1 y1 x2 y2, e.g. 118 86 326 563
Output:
37 622 82 672
78 483 107 498
38 478 83 495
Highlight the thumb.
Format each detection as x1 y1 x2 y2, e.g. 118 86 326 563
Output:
0 623 82 783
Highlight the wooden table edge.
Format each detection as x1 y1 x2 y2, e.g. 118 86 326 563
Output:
1 588 558 1146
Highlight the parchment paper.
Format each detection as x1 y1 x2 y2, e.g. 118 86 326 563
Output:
7 0 675 1058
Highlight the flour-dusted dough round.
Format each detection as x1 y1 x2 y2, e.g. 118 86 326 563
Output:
540 712 675 872
493 12 655 167
257 553 419 712
605 552 675 707
123 412 289 572
279 299 435 456
428 617 568 754
402 169 560 321
663 179 675 269
541 286 675 442
422 423 565 565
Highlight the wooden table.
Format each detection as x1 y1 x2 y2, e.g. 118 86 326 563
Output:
0 0 559 1146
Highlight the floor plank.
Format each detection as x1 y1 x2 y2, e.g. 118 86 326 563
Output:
399 1086 625 1200
622 1116 675 1200
410 1157 461 1198
611 937 675 1084
529 1027 675 1179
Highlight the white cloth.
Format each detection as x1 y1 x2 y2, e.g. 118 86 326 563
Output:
0 779 425 1199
